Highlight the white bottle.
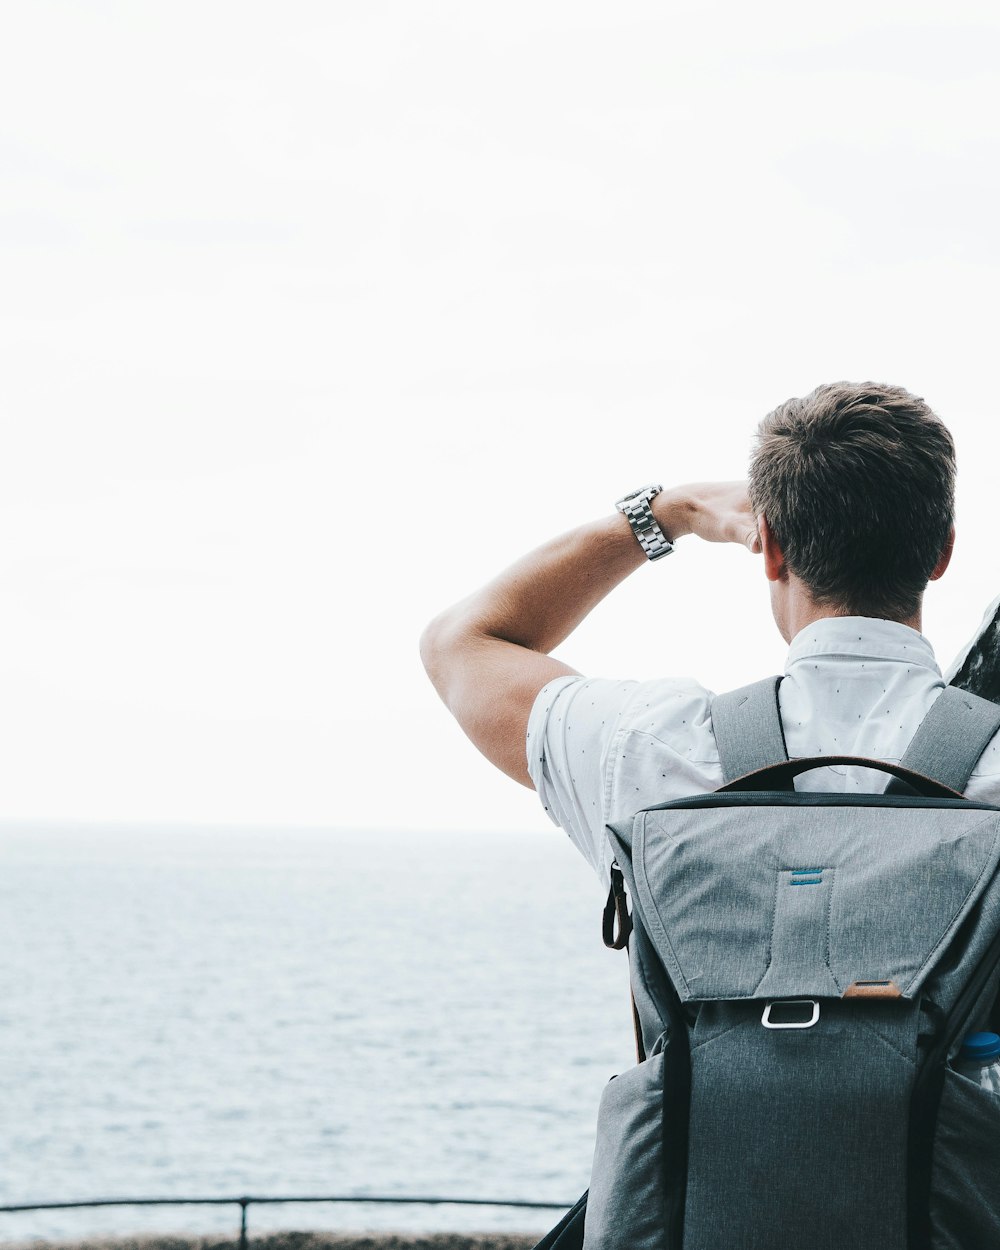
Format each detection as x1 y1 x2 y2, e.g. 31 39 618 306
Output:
954 1031 1000 1094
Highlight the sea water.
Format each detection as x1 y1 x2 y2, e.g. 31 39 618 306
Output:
0 825 632 1242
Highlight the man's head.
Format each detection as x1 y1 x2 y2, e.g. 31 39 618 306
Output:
748 382 956 632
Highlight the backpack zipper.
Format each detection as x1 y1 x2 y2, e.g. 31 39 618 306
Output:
644 792 1000 813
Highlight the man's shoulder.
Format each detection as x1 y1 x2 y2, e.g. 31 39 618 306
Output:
527 674 725 805
602 677 727 822
612 677 720 755
530 673 718 745
527 672 727 881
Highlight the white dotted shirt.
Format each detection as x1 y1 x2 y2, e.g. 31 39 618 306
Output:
526 616 1000 884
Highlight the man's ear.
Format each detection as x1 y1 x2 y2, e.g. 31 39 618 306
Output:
929 526 956 582
758 514 787 583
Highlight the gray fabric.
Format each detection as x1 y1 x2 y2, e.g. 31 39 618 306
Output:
605 819 635 857
627 922 671 1060
684 1000 913 1250
754 865 841 999
930 1068 1000 1248
710 676 788 783
584 1045 667 1250
934 874 1000 1024
898 685 1000 794
631 802 1000 1003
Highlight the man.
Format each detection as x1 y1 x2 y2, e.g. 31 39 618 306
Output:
421 381 1000 880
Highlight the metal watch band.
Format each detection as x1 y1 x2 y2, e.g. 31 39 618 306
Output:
615 484 674 561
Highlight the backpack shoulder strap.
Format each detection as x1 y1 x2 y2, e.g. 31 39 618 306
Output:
897 685 1000 794
711 675 788 784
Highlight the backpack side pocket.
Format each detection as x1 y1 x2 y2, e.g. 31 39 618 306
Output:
930 1066 1000 1247
583 1044 667 1250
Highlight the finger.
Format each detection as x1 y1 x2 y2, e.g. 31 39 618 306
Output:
745 526 762 554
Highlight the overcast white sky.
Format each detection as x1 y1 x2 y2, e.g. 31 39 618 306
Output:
2 1 1000 831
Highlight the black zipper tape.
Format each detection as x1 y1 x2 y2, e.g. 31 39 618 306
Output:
645 792 1000 813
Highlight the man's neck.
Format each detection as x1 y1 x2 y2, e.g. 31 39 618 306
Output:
778 583 921 644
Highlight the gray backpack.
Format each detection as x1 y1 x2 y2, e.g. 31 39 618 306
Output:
586 679 1000 1250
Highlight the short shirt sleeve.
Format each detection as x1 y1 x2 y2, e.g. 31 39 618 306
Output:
526 675 641 881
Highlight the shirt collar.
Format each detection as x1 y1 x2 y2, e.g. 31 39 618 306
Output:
785 616 941 673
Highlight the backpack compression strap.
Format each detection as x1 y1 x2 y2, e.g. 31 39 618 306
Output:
710 675 788 784
895 684 1000 794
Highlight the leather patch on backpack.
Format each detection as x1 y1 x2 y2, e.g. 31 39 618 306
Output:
843 980 903 999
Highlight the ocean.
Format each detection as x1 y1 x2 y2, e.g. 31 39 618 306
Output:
0 825 632 1243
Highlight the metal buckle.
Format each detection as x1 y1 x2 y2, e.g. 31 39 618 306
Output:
761 999 821 1030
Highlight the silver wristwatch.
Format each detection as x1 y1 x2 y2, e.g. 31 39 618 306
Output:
615 483 674 560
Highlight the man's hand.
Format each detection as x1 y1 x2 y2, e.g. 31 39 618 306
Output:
657 481 762 552
421 481 762 788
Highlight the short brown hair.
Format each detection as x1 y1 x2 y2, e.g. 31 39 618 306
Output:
748 382 956 619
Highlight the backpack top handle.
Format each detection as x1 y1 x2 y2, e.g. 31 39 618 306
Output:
718 754 965 801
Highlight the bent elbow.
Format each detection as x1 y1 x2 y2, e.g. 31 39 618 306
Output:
419 610 460 692
419 615 442 679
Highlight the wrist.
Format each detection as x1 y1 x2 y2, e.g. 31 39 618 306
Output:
615 483 676 560
652 488 692 542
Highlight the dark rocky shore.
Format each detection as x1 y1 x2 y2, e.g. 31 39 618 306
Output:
1 1234 538 1250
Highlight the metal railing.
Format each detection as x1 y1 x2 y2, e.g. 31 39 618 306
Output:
0 1193 574 1249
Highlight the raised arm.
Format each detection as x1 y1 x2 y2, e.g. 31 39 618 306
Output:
420 482 761 788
